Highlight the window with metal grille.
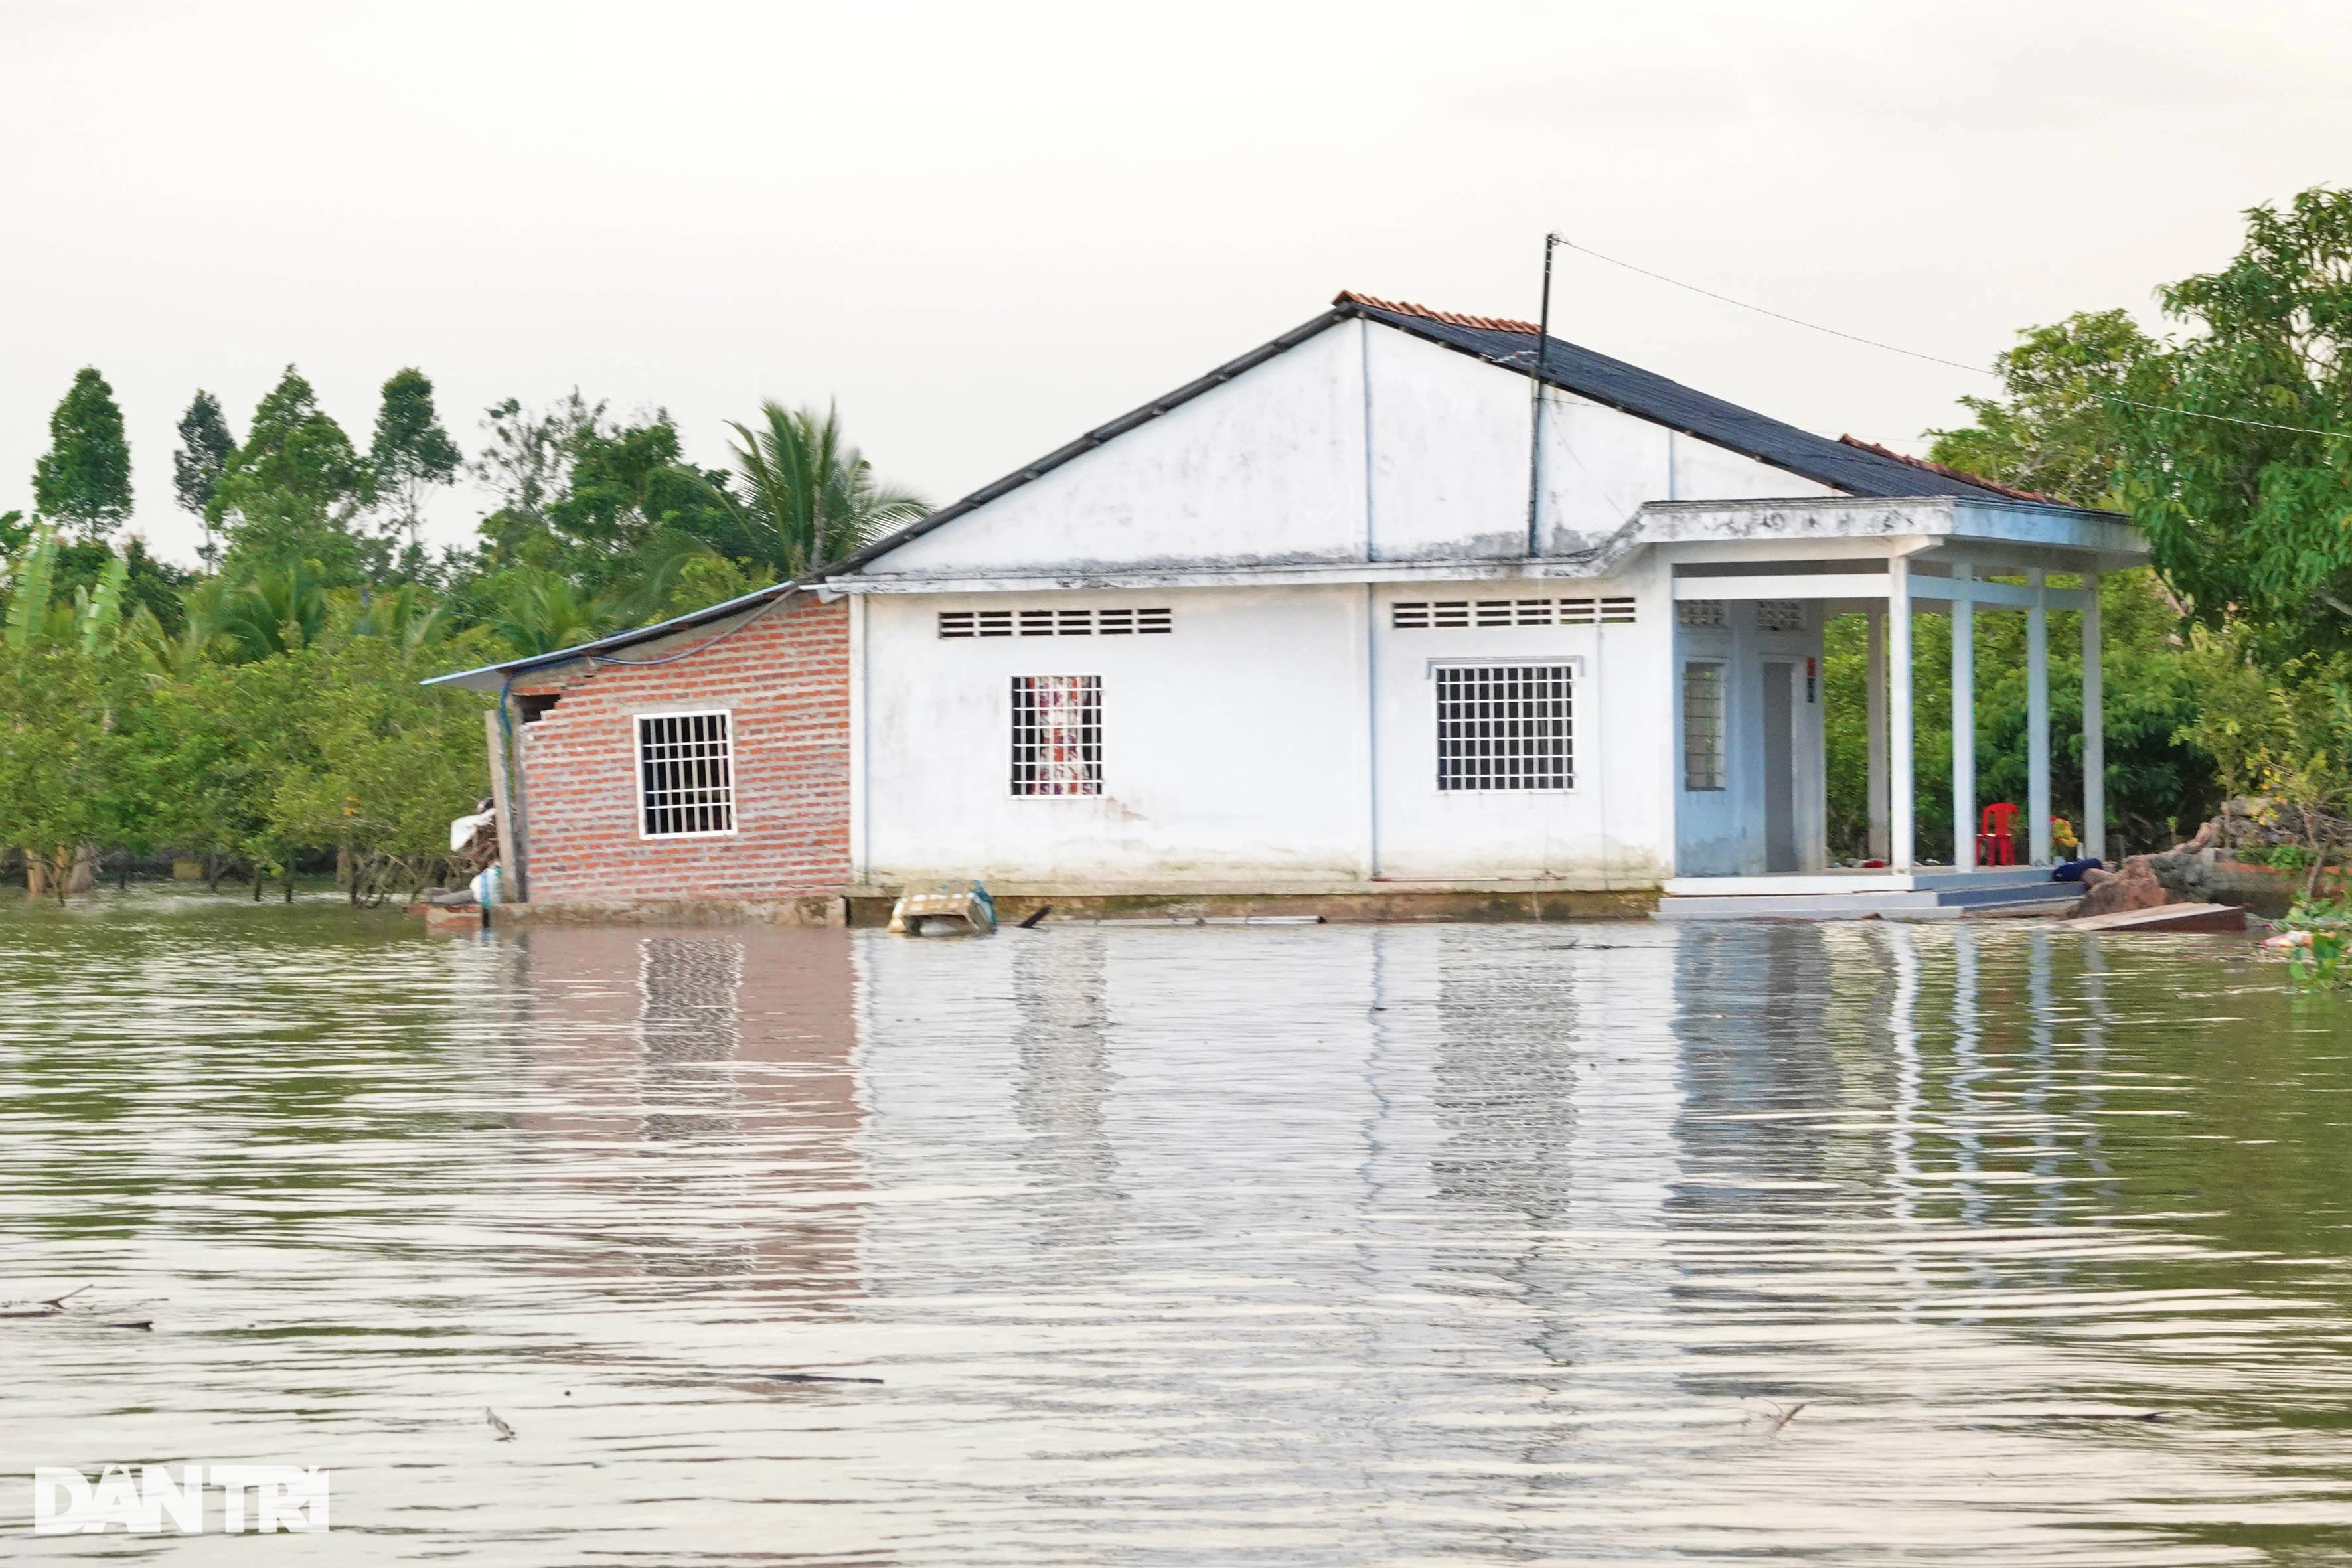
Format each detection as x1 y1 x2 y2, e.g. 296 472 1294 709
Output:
1435 664 1572 791
1677 599 1727 628
1010 675 1102 796
1757 600 1805 631
940 607 1170 638
637 711 735 836
1393 597 1634 629
1682 661 1726 791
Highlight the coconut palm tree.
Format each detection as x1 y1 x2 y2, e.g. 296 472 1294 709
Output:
718 402 926 579
216 562 331 661
489 567 619 657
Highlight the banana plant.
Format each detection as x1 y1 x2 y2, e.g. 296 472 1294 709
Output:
4 527 58 650
77 554 129 656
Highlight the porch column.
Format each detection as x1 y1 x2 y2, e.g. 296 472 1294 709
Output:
1888 557 1916 872
2081 572 2104 863
1950 566 1975 872
2027 568 2052 864
1866 607 1889 862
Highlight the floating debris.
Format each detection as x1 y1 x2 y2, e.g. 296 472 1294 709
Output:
888 881 998 936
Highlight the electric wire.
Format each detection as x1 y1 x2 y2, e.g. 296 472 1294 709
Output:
1557 237 2352 444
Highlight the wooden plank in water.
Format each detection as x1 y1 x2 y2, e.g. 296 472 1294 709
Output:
2061 902 2246 934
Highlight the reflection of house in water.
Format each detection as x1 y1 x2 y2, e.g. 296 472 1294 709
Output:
510 927 864 1308
637 935 745 1140
1010 932 1123 1248
1666 923 1847 1216
1426 929 1582 1219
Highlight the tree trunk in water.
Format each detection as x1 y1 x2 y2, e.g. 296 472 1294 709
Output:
66 844 97 896
252 866 263 902
26 850 46 898
206 852 224 895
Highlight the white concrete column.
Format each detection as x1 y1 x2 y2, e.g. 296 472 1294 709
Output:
1866 606 1889 862
1950 566 1976 872
1889 558 1916 872
2027 568 2052 865
2080 572 2104 863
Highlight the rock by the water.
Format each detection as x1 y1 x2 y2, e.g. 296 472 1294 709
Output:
2071 856 2171 919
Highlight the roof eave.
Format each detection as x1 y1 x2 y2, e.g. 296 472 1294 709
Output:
419 582 807 692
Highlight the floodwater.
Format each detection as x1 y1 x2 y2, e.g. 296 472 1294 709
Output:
2 894 2350 1563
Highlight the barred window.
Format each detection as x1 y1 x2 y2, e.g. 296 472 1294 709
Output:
638 711 734 836
1683 661 1726 791
1011 675 1102 796
1435 664 1572 791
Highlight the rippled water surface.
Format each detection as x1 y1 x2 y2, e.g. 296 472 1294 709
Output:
4 892 2351 1563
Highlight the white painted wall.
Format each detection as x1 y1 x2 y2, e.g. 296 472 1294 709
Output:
1366 568 1672 884
868 318 1840 584
874 326 1368 578
862 574 1676 889
864 587 1371 886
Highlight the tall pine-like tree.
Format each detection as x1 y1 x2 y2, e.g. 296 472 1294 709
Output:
32 368 133 542
367 368 461 559
209 367 365 580
173 390 238 568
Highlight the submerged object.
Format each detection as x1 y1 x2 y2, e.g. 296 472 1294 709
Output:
888 880 998 936
2061 902 2247 934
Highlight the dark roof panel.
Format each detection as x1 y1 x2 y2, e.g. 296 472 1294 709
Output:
1331 291 2011 501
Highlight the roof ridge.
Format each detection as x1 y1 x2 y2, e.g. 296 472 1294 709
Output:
1834 435 2058 505
1334 289 1539 337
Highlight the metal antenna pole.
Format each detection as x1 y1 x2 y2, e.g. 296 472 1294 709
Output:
1526 232 1561 557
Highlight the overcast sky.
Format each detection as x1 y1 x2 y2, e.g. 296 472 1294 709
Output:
3 0 2346 566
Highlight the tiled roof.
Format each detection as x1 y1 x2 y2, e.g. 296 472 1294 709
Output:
1332 291 2021 503
1332 290 1539 335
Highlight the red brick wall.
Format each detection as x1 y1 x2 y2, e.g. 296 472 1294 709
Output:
511 597 851 902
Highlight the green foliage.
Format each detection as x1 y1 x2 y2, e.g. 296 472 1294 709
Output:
2113 188 2352 650
470 393 601 563
2278 892 2352 988
0 522 495 898
78 555 128 657
256 636 495 888
0 366 913 898
1928 311 2152 506
485 566 621 657
173 390 238 566
2177 624 2352 823
653 553 775 621
720 401 925 578
32 368 134 542
212 368 368 581
54 537 191 637
368 368 462 558
5 530 59 650
214 561 334 660
1825 571 2215 860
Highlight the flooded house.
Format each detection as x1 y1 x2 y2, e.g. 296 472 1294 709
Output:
430 292 2145 921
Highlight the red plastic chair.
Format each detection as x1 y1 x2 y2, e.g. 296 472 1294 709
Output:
1976 803 2018 866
